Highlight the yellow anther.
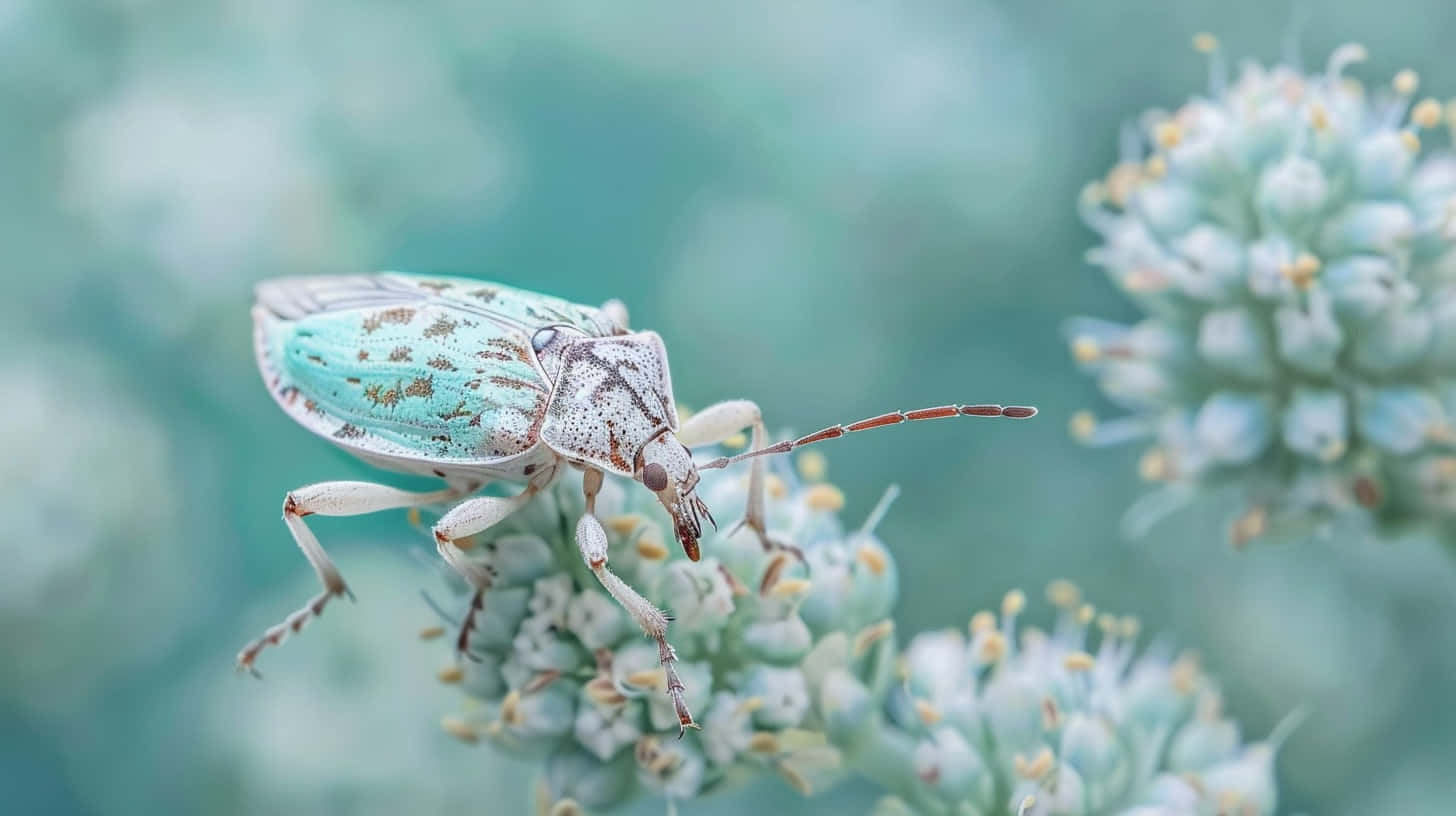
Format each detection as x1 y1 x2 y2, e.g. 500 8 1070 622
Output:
626 669 666 690
722 432 748 450
1394 69 1420 96
606 513 645 536
803 483 846 512
418 625 446 641
748 732 780 754
766 473 789 500
1192 32 1219 54
1002 589 1026 617
1104 162 1144 207
914 699 943 726
1434 457 1456 481
1230 506 1268 549
1413 98 1443 129
969 610 996 635
856 543 889 576
853 620 895 656
1071 335 1101 363
978 631 1007 663
1321 436 1347 463
1139 447 1171 481
1154 120 1183 149
1309 101 1330 131
1281 252 1321 289
1041 696 1062 731
737 696 765 715
501 690 523 726
777 762 815 796
407 507 422 526
1401 130 1422 153
1076 604 1096 626
769 578 812 599
1097 613 1118 634
1144 154 1167 179
796 450 828 482
440 716 480 744
1016 795 1038 816
1171 652 1202 695
1122 267 1169 292
549 800 584 816
585 676 627 707
1069 411 1097 441
1014 748 1055 780
1063 652 1097 672
635 529 669 561
1120 615 1142 640
437 665 465 685
1046 579 1081 609
759 551 792 595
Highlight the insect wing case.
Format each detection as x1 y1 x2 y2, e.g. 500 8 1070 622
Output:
254 274 617 475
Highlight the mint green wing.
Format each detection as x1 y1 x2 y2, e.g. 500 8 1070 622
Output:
253 275 614 469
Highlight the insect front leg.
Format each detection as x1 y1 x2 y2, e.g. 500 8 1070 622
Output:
576 468 698 736
431 483 544 660
237 481 462 673
600 298 630 331
676 399 773 549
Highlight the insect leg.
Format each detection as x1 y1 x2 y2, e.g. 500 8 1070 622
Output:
237 481 461 674
431 484 543 659
677 399 773 549
600 298 630 331
576 468 698 736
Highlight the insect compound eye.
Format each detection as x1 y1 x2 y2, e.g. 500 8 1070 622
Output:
642 463 669 492
531 327 559 354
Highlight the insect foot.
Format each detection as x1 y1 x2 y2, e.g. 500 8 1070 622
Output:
420 452 903 812
1070 37 1456 552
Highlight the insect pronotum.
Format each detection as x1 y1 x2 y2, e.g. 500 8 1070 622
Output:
242 274 1036 735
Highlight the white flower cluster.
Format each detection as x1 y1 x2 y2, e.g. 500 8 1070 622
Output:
1070 37 1456 549
862 583 1292 816
422 450 901 813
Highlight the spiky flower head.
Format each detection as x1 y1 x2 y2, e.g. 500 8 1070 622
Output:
421 449 901 814
861 583 1294 816
1070 36 1456 548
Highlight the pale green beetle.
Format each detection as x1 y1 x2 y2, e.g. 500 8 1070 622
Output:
243 273 1036 733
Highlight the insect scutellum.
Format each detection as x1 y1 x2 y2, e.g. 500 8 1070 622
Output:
240 273 1036 736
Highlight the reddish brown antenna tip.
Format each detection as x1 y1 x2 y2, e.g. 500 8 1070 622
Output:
1003 405 1037 419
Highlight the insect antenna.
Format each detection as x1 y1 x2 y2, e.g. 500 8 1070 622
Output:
698 403 1037 471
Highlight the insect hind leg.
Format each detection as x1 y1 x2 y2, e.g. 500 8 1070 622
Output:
237 481 461 674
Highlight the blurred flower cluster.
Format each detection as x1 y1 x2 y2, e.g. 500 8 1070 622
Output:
421 447 1285 815
863 584 1291 816
1070 37 1456 549
421 448 901 813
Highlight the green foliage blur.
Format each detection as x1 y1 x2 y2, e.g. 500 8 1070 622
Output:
3 0 1455 813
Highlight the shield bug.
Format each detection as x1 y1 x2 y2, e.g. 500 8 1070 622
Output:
243 273 1036 733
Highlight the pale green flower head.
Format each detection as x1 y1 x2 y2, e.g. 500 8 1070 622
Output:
863 583 1295 816
1070 36 1456 549
420 448 901 813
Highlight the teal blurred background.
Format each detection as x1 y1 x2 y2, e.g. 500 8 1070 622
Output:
4 0 1455 813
